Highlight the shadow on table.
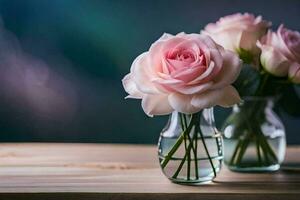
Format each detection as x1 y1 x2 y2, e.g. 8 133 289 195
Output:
280 162 300 172
212 162 300 184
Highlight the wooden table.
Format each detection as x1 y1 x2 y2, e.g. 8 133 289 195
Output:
0 143 299 200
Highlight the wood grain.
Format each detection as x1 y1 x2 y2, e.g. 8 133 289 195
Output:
0 143 299 200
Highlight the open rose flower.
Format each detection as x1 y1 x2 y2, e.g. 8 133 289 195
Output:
257 25 300 80
122 33 242 116
203 13 270 63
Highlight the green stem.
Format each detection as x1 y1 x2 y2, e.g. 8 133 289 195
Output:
258 132 278 163
194 126 199 179
256 73 269 96
227 73 280 168
183 114 188 128
231 115 278 167
235 137 250 165
180 113 199 180
256 137 262 166
232 108 254 166
172 153 188 179
180 114 197 156
229 139 243 165
161 114 195 169
187 140 191 180
180 114 188 154
172 121 198 179
179 113 186 129
181 117 189 178
180 114 191 179
198 122 217 177
258 136 271 165
253 122 277 165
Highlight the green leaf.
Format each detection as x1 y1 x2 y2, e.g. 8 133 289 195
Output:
258 74 289 96
233 64 260 96
237 48 254 64
278 85 300 117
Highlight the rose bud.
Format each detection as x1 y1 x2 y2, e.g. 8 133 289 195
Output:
257 25 300 78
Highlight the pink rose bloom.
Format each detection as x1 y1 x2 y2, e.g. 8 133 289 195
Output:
122 33 242 116
203 13 270 61
257 25 300 80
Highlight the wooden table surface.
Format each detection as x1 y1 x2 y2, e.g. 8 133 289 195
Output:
0 143 299 200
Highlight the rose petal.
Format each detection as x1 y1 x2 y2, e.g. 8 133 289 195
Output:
259 44 291 77
239 30 261 54
151 76 184 93
167 59 190 71
161 57 171 74
277 25 299 61
132 52 161 94
202 27 243 52
158 33 173 41
122 73 143 99
149 36 185 72
142 94 173 116
191 86 241 109
168 93 199 114
173 39 200 54
188 61 215 84
191 34 224 69
289 62 300 84
201 37 224 71
171 82 213 95
203 13 270 53
212 50 242 89
171 64 207 83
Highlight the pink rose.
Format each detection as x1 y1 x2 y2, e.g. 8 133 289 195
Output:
203 13 270 61
122 33 241 116
257 25 300 78
289 63 300 84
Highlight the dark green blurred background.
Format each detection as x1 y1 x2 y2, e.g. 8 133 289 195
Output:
0 0 299 144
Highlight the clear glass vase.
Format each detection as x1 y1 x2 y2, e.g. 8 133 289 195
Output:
222 97 286 172
158 108 223 184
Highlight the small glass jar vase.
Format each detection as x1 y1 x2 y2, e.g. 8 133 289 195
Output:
222 97 286 172
158 108 223 184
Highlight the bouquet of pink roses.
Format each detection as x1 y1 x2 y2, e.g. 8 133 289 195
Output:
122 13 300 183
204 13 300 171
